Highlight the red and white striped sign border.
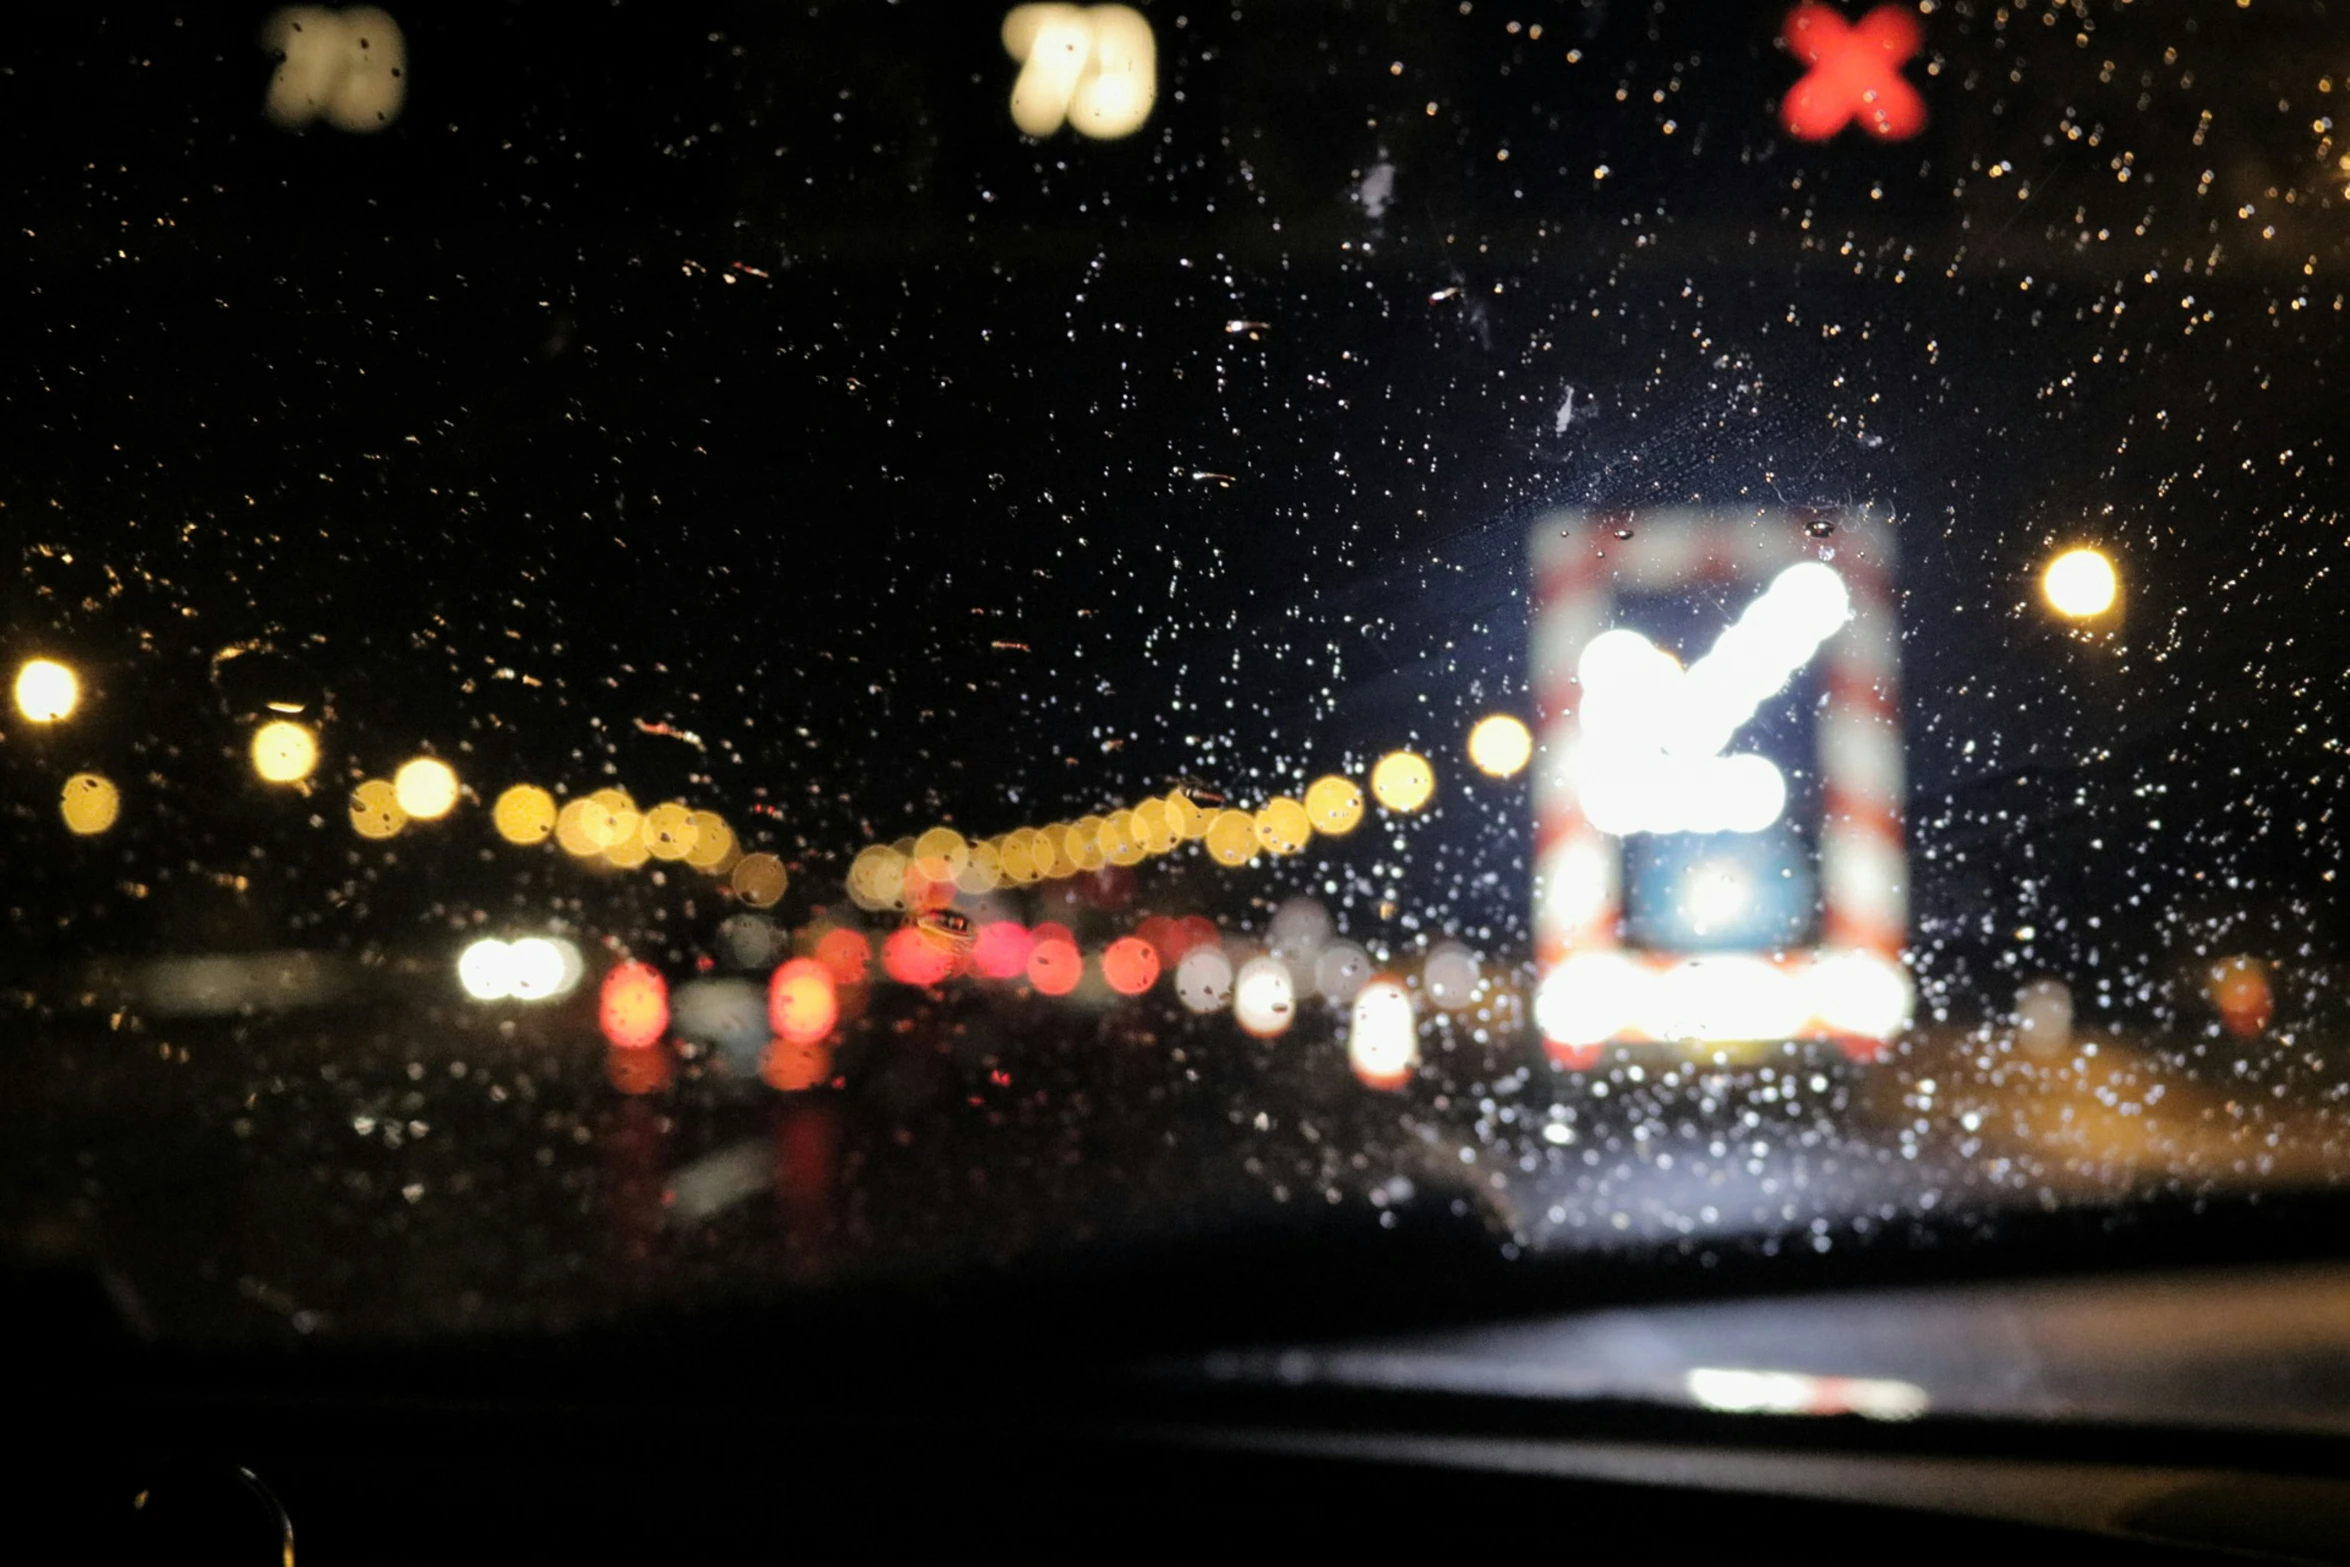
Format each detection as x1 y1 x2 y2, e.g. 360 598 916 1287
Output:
1529 506 1907 1064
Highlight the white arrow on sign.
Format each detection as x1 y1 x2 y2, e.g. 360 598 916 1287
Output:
1570 562 1852 837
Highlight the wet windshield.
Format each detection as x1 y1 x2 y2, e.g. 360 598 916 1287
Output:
5 0 2348 1350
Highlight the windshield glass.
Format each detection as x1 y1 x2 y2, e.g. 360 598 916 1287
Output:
7 0 2348 1353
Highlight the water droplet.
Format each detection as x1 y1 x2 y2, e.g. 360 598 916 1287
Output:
1613 526 1635 541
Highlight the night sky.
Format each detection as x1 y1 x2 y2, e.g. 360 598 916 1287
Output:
7 1 2348 1000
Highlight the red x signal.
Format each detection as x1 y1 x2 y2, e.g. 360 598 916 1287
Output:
1781 3 1926 142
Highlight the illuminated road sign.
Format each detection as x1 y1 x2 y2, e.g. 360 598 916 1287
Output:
1529 507 1910 1063
1780 3 1927 143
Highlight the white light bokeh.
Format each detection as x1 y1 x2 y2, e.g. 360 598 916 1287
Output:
1679 857 1757 939
457 936 582 1002
457 939 511 1001
14 658 79 724
1811 949 1914 1040
1637 955 1808 1043
1003 4 1155 139
1571 565 1848 837
1268 897 1334 961
261 6 408 133
1175 945 1234 1014
2042 547 2118 618
1686 1367 1927 1421
2014 975 2074 1057
1348 977 1418 1084
503 937 574 1001
1421 943 1481 1011
1233 955 1296 1038
1314 942 1372 1004
394 756 460 819
1536 951 1645 1048
1579 750 1788 837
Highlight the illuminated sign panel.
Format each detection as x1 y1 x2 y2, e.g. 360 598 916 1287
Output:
1002 5 1156 140
1529 508 1909 1062
1780 3 1927 143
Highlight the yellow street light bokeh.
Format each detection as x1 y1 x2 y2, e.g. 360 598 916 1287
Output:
559 787 639 861
642 801 698 861
1065 817 1107 872
911 826 971 882
60 772 120 835
250 720 319 785
596 791 643 861
1370 749 1436 813
393 756 460 819
2042 547 2119 619
732 851 790 907
1203 808 1261 866
1166 788 1214 840
604 822 652 868
350 778 407 840
958 838 1005 893
1129 797 1179 854
1098 810 1145 867
1303 774 1365 835
999 828 1039 884
1253 796 1312 856
685 811 737 872
14 659 79 724
493 784 558 845
1467 714 1533 779
555 795 606 857
849 843 909 910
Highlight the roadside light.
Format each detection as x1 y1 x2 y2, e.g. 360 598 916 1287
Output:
14 658 79 723
1101 935 1160 995
60 773 121 835
1370 749 1435 812
251 720 319 784
1003 4 1156 140
1467 714 1533 778
349 778 407 840
1348 976 1418 1089
600 961 670 1049
393 756 460 819
460 937 581 1002
2208 956 2274 1038
1233 955 1296 1037
492 784 558 845
768 958 839 1046
1026 929 1083 995
2042 547 2118 618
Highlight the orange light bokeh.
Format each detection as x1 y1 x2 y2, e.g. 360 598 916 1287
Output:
974 920 1035 979
2210 958 2275 1038
731 851 789 906
599 961 670 1050
882 924 957 986
768 957 840 1046
1027 933 1083 996
606 1043 674 1096
1134 914 1182 966
1101 935 1161 996
760 1035 834 1092
814 926 872 986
